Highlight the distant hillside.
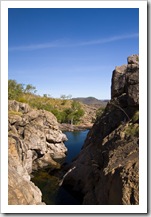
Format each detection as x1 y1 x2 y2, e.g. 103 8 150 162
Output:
72 97 109 107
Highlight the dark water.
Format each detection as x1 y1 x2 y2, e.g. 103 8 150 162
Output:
31 169 82 205
31 130 89 205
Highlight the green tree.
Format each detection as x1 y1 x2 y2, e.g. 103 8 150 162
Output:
63 101 84 125
63 108 73 123
8 79 24 100
24 84 37 94
43 94 48 98
51 109 66 123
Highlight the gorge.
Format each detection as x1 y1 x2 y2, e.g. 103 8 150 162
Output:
8 54 139 205
31 130 88 205
62 54 139 205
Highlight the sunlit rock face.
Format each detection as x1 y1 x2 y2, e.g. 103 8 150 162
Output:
62 55 139 205
8 100 67 205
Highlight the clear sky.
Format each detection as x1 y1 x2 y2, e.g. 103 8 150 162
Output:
8 8 139 100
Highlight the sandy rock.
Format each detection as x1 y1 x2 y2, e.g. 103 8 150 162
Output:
8 100 68 205
8 100 31 113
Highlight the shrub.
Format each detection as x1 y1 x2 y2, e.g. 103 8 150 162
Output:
132 111 139 123
61 100 67 105
125 124 139 137
136 56 139 62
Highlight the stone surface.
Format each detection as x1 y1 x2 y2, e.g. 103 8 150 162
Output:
8 100 31 113
8 156 45 205
8 100 68 205
111 54 139 110
62 55 139 205
111 64 127 98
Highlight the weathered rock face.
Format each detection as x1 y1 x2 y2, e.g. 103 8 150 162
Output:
111 54 139 109
62 55 139 205
8 100 67 204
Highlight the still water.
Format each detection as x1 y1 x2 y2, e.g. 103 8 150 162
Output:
31 130 89 205
64 130 89 163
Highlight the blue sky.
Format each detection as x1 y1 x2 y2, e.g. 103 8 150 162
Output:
8 8 139 99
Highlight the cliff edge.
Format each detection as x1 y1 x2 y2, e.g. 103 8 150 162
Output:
62 55 139 205
8 100 67 205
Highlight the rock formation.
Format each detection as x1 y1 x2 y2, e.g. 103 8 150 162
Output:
8 100 67 205
62 54 139 205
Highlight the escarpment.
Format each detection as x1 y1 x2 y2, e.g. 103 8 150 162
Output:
8 100 67 205
62 54 139 205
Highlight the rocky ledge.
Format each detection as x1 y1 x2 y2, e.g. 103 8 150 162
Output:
59 123 92 132
8 100 67 205
62 55 139 205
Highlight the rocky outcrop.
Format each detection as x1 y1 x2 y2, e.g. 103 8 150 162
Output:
62 55 139 205
111 54 139 109
8 100 67 204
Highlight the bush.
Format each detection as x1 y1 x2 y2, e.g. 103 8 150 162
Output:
132 111 139 123
61 100 67 105
125 124 139 137
136 56 139 62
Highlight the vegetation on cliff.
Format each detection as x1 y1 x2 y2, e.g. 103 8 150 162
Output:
8 79 107 127
8 79 84 124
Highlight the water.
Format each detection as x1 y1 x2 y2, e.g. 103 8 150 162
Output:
64 130 89 163
31 130 89 205
31 169 82 205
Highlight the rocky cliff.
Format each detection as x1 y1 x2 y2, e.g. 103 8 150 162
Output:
8 100 67 205
62 55 139 205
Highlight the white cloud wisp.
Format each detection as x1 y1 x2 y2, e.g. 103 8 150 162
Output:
9 33 138 51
